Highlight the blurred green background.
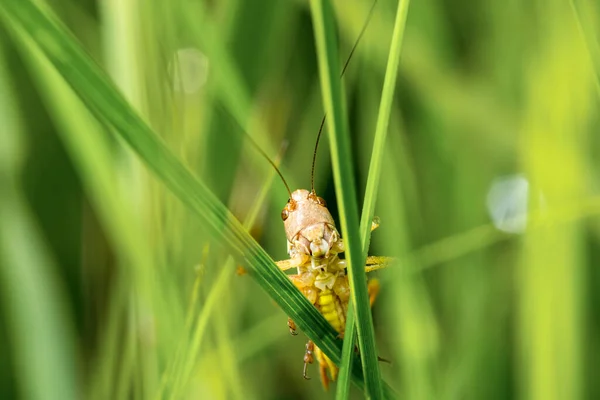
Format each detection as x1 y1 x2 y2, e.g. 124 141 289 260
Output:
1 0 599 399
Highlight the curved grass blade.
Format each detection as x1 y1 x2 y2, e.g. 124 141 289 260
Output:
308 0 382 397
0 48 79 400
338 0 411 397
0 0 395 395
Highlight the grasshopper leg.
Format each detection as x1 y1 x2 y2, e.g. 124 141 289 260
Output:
303 340 315 380
365 256 395 273
287 317 298 336
368 278 380 307
371 216 381 232
285 274 317 337
235 265 247 275
315 346 336 390
275 254 310 271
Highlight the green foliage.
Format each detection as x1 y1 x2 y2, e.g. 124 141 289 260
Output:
336 0 410 398
309 0 382 397
1 0 599 399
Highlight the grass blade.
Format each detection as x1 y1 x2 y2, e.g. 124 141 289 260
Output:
359 0 410 257
336 301 357 399
569 0 600 94
0 0 312 345
166 145 287 399
9 20 164 397
0 47 79 400
0 0 395 395
518 5 590 398
309 0 383 397
337 1 411 396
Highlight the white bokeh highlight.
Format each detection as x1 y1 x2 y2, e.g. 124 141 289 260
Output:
486 174 529 234
171 48 209 94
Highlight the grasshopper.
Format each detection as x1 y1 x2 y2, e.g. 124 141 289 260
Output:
235 0 390 390
275 188 389 389
267 1 390 389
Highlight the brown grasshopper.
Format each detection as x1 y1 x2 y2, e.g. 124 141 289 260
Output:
236 0 389 390
271 1 391 387
275 188 389 389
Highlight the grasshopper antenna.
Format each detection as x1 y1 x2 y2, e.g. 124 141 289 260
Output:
251 135 293 199
219 104 293 199
310 0 378 194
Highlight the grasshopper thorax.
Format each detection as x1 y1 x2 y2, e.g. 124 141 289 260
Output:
282 189 344 260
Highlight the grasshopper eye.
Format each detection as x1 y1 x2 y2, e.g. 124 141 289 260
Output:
316 197 327 207
281 208 289 221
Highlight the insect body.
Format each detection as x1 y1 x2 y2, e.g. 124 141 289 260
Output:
276 189 385 389
231 0 387 390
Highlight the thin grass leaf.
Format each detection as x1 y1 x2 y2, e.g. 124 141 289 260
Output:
158 145 286 399
167 144 287 399
569 0 600 94
308 0 383 397
170 265 232 399
336 301 357 399
518 7 590 397
358 0 410 259
0 48 79 400
0 186 81 400
336 1 410 398
10 24 163 398
180 0 298 190
0 0 395 395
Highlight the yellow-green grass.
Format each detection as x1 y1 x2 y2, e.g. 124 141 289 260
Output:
0 0 599 399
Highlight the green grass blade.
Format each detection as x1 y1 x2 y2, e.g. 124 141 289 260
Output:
10 22 163 398
0 184 80 400
518 6 589 398
180 1 298 191
309 0 383 397
569 0 600 94
0 0 395 395
336 1 410 398
166 146 287 399
336 300 357 399
170 265 232 399
0 48 79 400
0 0 300 334
359 0 410 257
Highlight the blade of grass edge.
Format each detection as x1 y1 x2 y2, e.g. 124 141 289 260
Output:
309 0 383 398
337 0 410 397
168 145 288 399
12 25 161 399
0 47 79 400
569 0 600 95
0 0 395 395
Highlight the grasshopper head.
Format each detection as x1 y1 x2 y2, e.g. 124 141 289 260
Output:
282 189 342 259
281 189 333 239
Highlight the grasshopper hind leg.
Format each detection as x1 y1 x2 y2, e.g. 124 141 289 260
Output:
303 340 315 380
